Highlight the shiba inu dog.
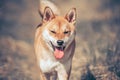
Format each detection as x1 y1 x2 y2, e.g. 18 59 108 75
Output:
34 0 76 80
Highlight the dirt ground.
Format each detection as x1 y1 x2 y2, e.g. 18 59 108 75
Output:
0 35 120 80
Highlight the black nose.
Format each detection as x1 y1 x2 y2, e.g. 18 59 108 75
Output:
57 40 64 46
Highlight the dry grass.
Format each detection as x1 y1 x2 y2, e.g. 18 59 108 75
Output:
0 36 40 80
0 35 119 80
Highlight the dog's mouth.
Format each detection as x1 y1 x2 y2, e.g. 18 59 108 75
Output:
50 42 65 59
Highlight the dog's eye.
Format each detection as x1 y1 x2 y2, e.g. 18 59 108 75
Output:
51 31 56 34
64 31 71 34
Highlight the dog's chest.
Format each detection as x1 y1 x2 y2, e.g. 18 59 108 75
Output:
39 59 57 73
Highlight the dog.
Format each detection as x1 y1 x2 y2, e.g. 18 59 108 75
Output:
34 0 76 80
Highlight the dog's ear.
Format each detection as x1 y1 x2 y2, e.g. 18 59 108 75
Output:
65 8 76 24
43 7 55 22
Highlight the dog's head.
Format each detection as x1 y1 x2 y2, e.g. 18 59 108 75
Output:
41 7 76 59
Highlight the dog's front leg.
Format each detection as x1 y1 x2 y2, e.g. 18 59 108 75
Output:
40 72 47 80
55 63 68 80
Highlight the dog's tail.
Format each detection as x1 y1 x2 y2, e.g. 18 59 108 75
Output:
39 0 60 17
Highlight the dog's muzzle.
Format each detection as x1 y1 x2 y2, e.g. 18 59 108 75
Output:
50 41 65 59
57 40 64 46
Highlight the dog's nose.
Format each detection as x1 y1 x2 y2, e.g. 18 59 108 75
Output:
57 40 64 46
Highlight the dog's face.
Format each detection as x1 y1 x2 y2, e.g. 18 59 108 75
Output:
41 7 76 59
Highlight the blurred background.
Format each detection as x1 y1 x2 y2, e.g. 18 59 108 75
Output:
0 0 120 80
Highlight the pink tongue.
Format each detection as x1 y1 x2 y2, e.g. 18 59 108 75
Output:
54 48 64 59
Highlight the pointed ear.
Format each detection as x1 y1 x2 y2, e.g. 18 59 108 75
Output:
43 7 55 22
65 8 76 24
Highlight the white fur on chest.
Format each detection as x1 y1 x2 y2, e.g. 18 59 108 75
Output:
38 48 57 73
40 58 59 73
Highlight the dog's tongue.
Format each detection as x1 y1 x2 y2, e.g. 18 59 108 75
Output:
54 48 64 59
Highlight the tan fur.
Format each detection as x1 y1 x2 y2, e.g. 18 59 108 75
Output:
39 0 60 17
34 1 76 80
